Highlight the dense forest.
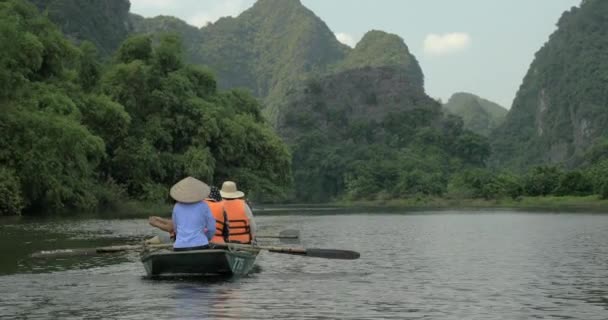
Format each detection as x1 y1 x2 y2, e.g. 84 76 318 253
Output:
2 0 608 216
0 0 290 216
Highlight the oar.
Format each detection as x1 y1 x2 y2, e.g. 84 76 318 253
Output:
28 229 299 259
30 243 172 259
220 243 360 260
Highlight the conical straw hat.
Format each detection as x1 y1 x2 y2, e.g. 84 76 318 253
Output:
170 177 210 203
219 181 245 199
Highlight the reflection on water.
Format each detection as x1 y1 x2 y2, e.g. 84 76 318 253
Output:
1 211 608 319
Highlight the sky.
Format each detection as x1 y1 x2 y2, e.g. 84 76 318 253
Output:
129 0 580 109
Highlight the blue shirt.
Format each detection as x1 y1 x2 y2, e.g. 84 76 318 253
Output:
172 202 216 249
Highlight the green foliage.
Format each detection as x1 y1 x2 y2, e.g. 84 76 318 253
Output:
555 170 593 196
101 34 291 203
116 34 152 64
600 180 608 200
0 167 24 216
0 0 106 214
153 33 183 74
0 6 291 215
523 166 562 196
448 169 522 200
1 109 105 212
0 0 74 100
582 158 608 196
78 41 101 91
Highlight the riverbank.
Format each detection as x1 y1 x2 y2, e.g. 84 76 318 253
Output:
333 195 608 212
5 195 608 219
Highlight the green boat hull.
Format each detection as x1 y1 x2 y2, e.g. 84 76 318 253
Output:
140 248 259 277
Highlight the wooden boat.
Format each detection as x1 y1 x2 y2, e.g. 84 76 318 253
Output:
140 245 259 277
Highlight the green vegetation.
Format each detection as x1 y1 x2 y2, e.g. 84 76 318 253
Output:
279 64 492 202
0 0 291 216
336 161 608 210
29 0 132 56
4 0 608 216
443 92 507 137
491 0 608 169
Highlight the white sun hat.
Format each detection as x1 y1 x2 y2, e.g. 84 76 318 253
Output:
219 181 245 199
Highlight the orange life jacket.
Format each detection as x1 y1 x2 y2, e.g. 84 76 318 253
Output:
217 199 252 244
205 199 226 243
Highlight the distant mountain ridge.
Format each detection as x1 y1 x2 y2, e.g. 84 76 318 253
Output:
31 0 427 126
129 0 425 125
443 92 507 137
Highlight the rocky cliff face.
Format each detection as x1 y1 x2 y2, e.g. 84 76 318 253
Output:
491 0 608 169
277 27 432 140
30 0 132 56
278 66 434 140
336 30 424 88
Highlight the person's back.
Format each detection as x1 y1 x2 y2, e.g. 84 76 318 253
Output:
222 198 254 243
172 201 215 249
168 176 216 251
219 181 256 244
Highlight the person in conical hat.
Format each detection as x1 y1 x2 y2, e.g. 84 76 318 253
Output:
216 181 256 243
149 177 216 251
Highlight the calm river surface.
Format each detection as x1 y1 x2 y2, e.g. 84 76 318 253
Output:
1 209 608 319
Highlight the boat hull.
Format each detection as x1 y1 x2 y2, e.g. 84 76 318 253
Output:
141 248 258 277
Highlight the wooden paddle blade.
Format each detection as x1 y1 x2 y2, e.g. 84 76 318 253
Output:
305 248 360 260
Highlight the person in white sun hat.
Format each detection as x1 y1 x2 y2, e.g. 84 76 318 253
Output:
218 181 257 243
168 176 216 251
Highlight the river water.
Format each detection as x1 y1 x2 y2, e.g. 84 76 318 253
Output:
1 210 608 319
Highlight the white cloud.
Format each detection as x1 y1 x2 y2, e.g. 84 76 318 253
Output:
187 0 248 27
423 32 471 56
335 32 357 48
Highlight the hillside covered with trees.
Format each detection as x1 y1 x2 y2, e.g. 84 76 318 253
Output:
277 31 490 202
491 0 608 169
0 0 290 216
3 0 608 216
